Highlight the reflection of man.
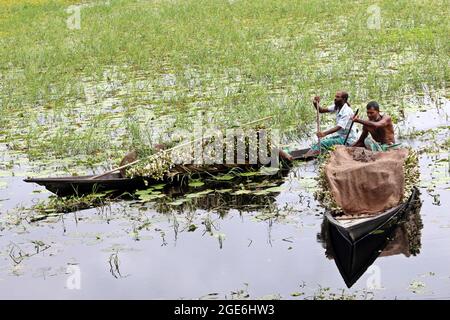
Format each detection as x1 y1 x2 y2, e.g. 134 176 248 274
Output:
351 101 400 151
304 91 357 157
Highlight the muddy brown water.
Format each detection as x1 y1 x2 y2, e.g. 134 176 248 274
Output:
0 103 449 299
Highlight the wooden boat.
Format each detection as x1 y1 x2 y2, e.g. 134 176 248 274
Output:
24 172 147 197
24 164 259 197
324 187 421 287
289 148 317 161
24 148 316 197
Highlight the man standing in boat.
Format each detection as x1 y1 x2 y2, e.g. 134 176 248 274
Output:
351 101 400 151
303 91 357 157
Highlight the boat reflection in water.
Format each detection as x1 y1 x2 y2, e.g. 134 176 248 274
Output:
150 171 289 216
317 189 423 288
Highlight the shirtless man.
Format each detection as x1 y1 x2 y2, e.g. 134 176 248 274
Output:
351 101 398 151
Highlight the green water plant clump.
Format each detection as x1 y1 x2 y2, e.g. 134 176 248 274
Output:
124 126 275 180
126 150 174 180
314 152 340 212
403 148 420 199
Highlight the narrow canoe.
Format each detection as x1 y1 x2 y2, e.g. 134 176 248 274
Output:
324 187 421 287
24 148 315 196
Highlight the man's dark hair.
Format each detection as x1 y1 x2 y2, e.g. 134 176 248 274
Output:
342 91 350 106
366 101 380 111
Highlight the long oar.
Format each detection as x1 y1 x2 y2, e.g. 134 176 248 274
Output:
90 116 273 180
343 108 359 146
316 101 321 155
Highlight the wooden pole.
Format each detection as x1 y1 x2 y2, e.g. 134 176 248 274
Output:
89 116 273 180
343 109 359 146
316 102 321 155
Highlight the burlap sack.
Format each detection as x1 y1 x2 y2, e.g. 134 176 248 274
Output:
324 146 409 215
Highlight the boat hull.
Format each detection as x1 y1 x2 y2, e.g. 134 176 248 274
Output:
24 173 148 197
324 187 421 287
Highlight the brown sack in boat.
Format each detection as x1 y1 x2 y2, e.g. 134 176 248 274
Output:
324 146 409 215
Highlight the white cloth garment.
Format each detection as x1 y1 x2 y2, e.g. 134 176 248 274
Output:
327 103 357 144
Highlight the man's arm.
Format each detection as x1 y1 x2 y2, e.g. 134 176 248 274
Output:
352 127 368 147
313 96 332 113
317 126 341 138
354 115 391 129
315 104 332 114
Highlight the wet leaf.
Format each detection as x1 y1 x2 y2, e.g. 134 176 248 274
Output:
168 199 187 206
188 180 205 187
239 171 259 177
135 188 154 196
138 193 166 202
265 186 285 193
214 174 234 181
186 189 214 198
233 189 252 195
258 167 279 175
291 292 304 297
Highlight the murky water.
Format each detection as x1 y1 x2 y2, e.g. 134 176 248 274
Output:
0 100 449 300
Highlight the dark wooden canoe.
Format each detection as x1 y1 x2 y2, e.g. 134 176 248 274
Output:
24 173 147 197
325 187 420 243
324 187 421 287
289 148 317 161
24 148 315 197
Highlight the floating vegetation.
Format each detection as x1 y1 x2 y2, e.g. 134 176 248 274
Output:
123 125 276 182
308 286 374 300
408 280 427 294
314 152 339 212
126 150 173 180
30 193 110 221
404 149 421 199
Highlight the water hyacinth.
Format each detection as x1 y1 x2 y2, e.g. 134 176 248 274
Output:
403 148 420 200
314 152 341 213
126 150 174 180
124 126 275 180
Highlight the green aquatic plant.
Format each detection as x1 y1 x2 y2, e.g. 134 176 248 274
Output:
123 126 276 179
30 192 110 221
1 0 448 174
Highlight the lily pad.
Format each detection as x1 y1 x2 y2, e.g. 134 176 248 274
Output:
258 167 280 175
188 180 205 187
214 174 235 181
139 193 166 202
168 199 188 206
186 189 214 198
152 183 166 190
135 188 154 196
239 171 259 177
